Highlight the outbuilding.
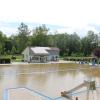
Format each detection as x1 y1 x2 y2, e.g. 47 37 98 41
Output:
22 47 59 63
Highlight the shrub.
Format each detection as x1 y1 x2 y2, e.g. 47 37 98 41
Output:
11 56 16 60
0 58 11 64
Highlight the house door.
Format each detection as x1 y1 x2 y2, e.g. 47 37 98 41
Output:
40 57 46 63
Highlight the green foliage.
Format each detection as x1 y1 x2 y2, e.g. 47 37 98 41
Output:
68 33 81 56
0 31 7 55
63 57 92 62
81 31 98 56
71 53 84 57
11 46 16 55
4 40 12 54
1 55 23 62
13 22 30 53
18 22 30 36
0 23 99 57
32 24 49 46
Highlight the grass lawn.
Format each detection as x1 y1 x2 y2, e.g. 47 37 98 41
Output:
0 55 23 62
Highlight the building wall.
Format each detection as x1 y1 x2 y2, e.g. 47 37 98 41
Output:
47 50 59 61
29 48 48 63
22 47 30 62
22 47 59 63
30 55 48 63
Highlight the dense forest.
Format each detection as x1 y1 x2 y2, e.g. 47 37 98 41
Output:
0 22 99 57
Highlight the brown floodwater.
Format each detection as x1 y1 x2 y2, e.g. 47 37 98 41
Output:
1 63 100 100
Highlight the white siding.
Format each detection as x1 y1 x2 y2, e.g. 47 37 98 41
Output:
22 47 59 63
22 47 30 62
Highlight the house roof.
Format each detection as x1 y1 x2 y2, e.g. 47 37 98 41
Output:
22 46 59 55
48 47 59 51
30 47 59 55
30 47 50 55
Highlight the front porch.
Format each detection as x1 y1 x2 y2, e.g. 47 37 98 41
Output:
30 55 48 63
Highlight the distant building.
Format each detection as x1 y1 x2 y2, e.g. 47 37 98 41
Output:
22 47 59 63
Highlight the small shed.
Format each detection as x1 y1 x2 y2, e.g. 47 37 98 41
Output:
22 47 59 63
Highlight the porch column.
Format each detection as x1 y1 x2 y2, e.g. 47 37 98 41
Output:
38 56 40 62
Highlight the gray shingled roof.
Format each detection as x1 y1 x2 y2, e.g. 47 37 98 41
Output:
31 47 50 54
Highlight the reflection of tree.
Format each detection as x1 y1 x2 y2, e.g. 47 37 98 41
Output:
68 70 79 78
57 71 68 76
57 69 79 78
0 67 5 81
17 74 29 86
31 74 49 90
57 63 80 77
16 66 29 86
82 68 100 77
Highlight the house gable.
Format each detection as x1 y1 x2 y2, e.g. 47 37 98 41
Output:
22 46 59 62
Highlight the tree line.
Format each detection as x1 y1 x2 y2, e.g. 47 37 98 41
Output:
0 22 99 57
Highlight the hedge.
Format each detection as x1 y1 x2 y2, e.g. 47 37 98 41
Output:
0 58 11 64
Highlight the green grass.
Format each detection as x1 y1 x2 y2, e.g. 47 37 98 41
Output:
0 55 23 62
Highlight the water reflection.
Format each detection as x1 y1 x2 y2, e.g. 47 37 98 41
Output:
0 63 100 99
17 74 29 86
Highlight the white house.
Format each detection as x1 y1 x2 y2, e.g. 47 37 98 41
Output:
22 47 59 63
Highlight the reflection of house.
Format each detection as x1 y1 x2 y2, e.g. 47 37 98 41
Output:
22 47 59 63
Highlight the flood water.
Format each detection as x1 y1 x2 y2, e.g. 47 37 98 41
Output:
1 63 100 100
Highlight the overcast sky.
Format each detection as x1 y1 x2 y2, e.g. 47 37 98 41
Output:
0 0 100 37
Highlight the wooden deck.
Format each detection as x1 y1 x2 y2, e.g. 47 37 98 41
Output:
72 90 98 100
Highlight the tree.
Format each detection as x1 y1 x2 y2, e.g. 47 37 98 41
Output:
93 48 100 64
11 46 16 55
0 43 2 56
32 24 49 46
81 31 98 56
4 40 12 54
54 33 69 56
18 22 30 36
48 35 55 47
68 33 81 56
16 22 30 53
81 37 91 56
0 31 7 55
87 31 98 49
93 48 100 57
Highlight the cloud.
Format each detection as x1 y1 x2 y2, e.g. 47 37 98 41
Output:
84 26 98 33
0 21 100 37
0 0 100 36
56 24 100 37
57 27 75 34
0 0 100 27
0 26 17 36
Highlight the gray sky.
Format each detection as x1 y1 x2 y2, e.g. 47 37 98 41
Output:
0 0 100 36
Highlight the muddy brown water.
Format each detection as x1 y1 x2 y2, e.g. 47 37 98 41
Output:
0 63 100 100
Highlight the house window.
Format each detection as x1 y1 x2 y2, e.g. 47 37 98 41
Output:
32 56 39 60
56 56 59 61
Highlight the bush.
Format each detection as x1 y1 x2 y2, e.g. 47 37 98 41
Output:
71 53 84 57
21 59 24 62
0 58 11 64
11 56 16 60
63 57 93 63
